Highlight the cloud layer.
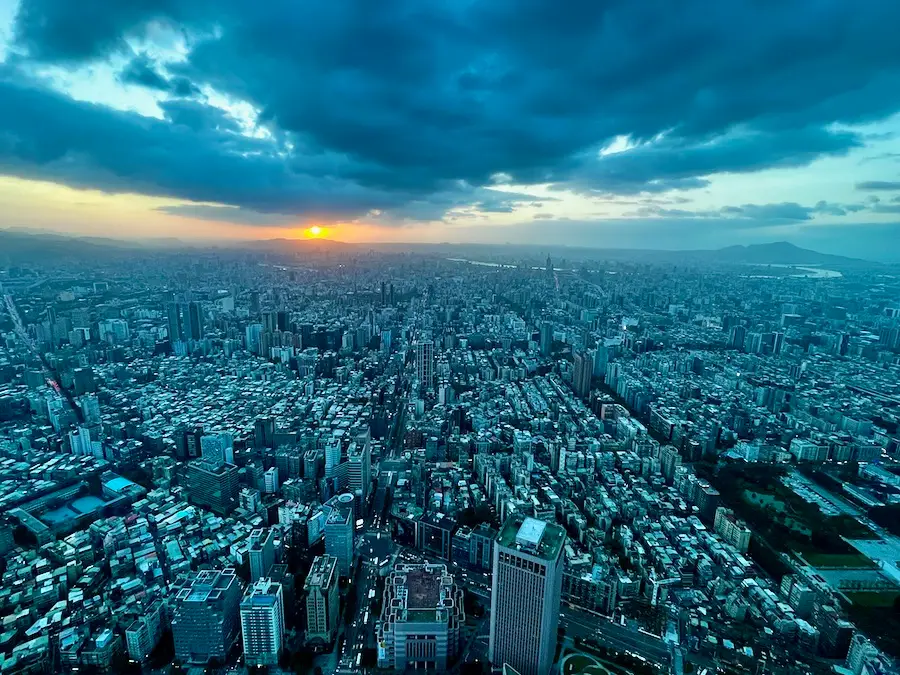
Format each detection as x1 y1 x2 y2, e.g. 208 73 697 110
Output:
2 0 900 230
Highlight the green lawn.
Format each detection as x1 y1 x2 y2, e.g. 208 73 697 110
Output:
845 591 900 608
798 552 878 569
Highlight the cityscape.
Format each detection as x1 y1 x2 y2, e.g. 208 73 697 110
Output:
2 0 900 674
0 237 898 675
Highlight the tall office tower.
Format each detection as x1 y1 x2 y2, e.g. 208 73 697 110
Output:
325 493 355 577
240 578 285 667
183 301 204 341
186 460 239 515
545 255 553 278
572 350 593 399
540 321 553 356
377 563 465 670
248 528 277 582
416 339 434 388
729 325 746 350
304 555 340 645
772 331 784 355
166 302 184 342
346 442 371 504
490 515 566 675
263 466 279 493
324 440 342 479
78 394 101 427
171 569 241 664
245 323 263 354
254 417 275 449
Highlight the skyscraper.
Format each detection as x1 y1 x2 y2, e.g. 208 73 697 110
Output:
183 301 204 341
416 339 434 388
166 302 183 342
490 515 566 675
572 350 593 399
304 555 340 645
186 459 239 515
325 493 355 577
248 528 277 582
346 441 371 504
540 321 553 357
240 578 285 667
171 569 241 664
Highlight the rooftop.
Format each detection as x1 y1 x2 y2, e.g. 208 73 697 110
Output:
497 513 566 561
406 567 442 609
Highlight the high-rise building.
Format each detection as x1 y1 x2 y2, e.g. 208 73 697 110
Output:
346 441 371 504
254 417 275 449
376 563 464 670
78 394 101 427
186 460 239 515
167 302 184 342
713 507 752 553
304 555 340 645
416 340 434 388
325 493 355 577
490 515 566 675
572 350 593 399
125 600 165 663
324 439 342 479
248 528 277 582
245 323 263 354
263 466 279 494
183 301 204 341
240 578 285 667
171 569 241 664
540 322 553 357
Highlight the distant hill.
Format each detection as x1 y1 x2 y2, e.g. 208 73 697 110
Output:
0 229 874 268
377 240 871 268
707 242 864 266
240 237 354 254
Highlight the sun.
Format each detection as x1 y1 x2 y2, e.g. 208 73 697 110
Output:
306 225 323 238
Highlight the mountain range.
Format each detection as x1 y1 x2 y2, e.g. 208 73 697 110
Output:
0 229 875 269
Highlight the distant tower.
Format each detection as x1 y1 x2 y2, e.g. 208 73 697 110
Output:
416 340 435 388
490 515 566 675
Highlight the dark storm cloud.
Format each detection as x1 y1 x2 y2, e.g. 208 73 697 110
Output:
0 74 409 218
563 128 861 196
7 0 900 221
120 54 202 97
630 200 867 225
856 181 900 191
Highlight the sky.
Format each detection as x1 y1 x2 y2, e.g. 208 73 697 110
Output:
1 0 900 258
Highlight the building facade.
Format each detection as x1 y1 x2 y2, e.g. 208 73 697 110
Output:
171 568 241 664
304 555 340 645
377 563 464 670
240 578 285 667
489 515 566 675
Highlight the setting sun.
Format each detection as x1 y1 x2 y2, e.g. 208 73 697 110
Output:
306 225 324 238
